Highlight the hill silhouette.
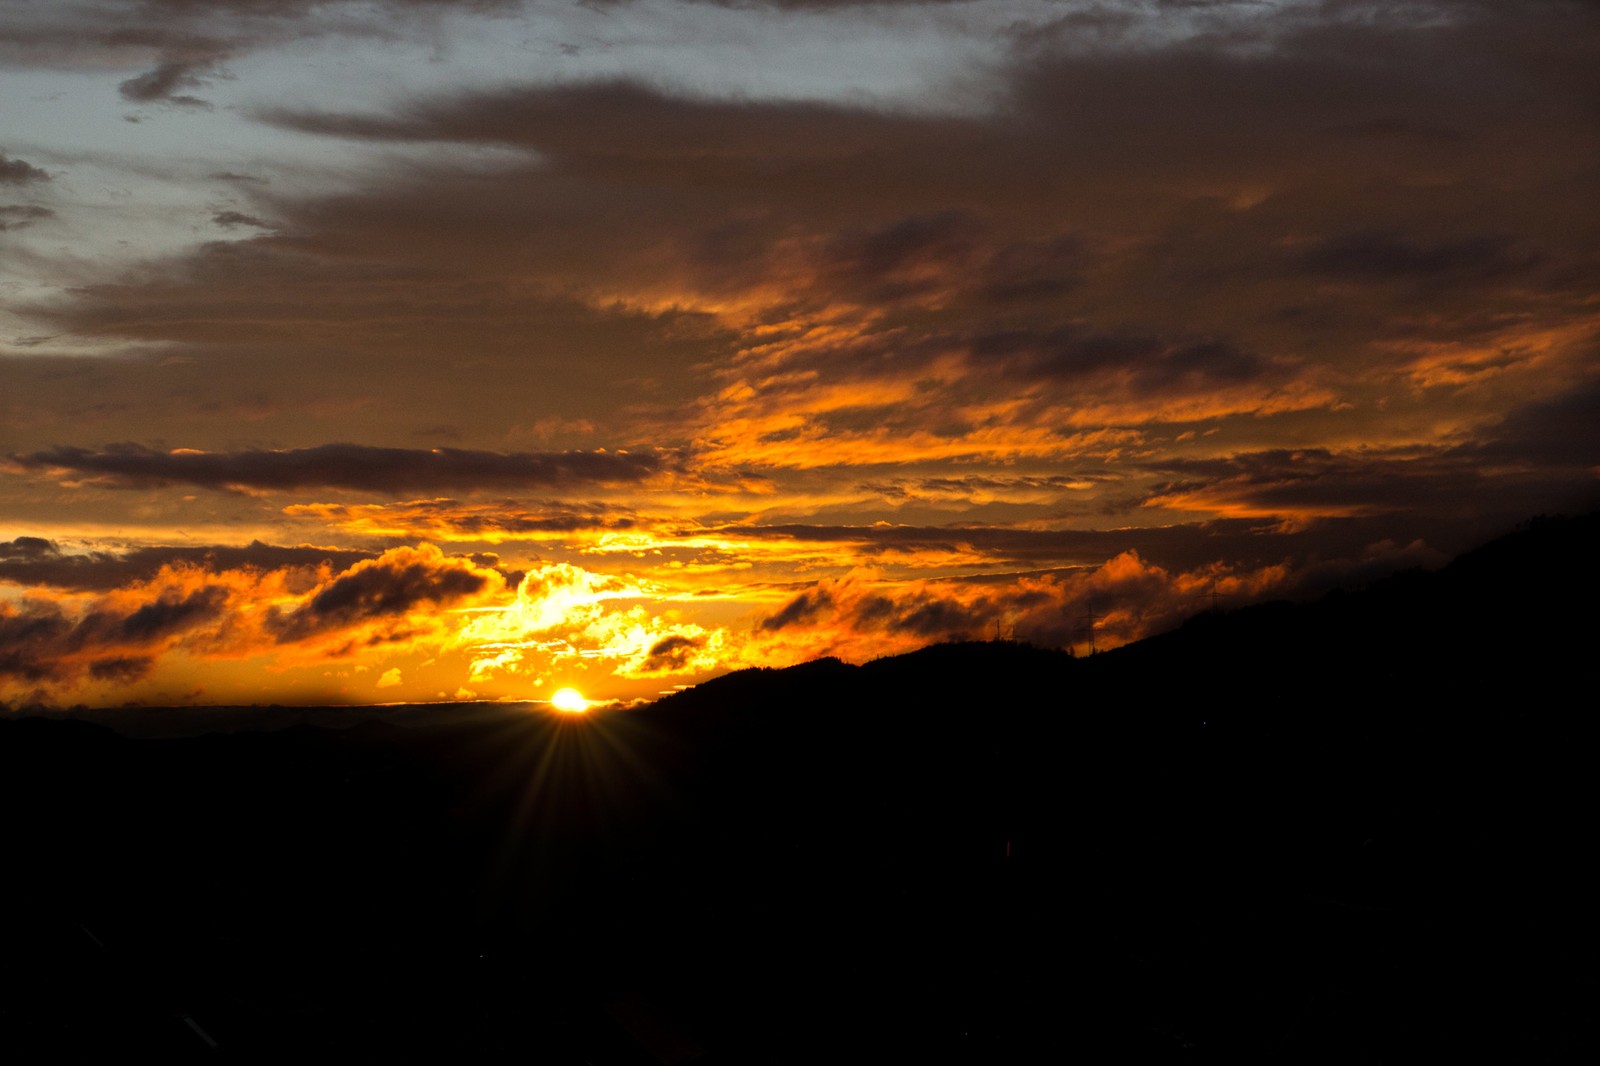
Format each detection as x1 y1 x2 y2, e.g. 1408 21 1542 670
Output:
1 514 1591 1061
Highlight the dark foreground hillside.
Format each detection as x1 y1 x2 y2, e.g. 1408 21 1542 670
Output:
1 514 1592 1062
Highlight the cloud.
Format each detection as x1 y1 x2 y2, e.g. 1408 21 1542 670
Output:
30 2 1594 481
267 544 505 643
1141 380 1600 529
0 584 227 685
285 498 643 541
0 538 377 591
972 329 1274 394
0 536 57 561
11 443 665 493
636 633 707 675
118 56 219 108
748 549 1295 662
0 153 49 184
1297 231 1536 282
0 205 55 231
671 0 977 8
0 542 523 701
454 561 727 681
1451 378 1600 472
212 210 271 229
3 0 1596 707
715 518 1315 573
788 210 1087 312
738 506 1551 664
1142 448 1470 523
0 1 523 84
108 584 230 641
757 584 835 633
856 473 1105 504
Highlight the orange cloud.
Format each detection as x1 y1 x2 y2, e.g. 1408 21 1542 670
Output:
743 551 1293 666
679 316 1339 473
266 543 507 649
452 561 728 684
284 498 644 542
2 522 1488 708
0 544 508 704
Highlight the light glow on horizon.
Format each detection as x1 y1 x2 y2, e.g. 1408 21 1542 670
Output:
549 688 589 714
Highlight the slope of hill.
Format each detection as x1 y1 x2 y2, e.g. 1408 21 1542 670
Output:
0 514 1590 1061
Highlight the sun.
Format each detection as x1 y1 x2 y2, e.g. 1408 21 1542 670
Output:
549 687 589 713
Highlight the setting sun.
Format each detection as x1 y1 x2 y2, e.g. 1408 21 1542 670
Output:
550 687 589 713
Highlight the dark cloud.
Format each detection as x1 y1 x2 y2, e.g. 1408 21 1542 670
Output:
1298 231 1536 281
99 586 229 642
724 519 1286 572
0 586 227 683
793 211 1086 312
118 57 219 107
719 504 1577 579
267 545 502 642
638 634 705 674
0 542 519 694
213 21 1590 465
0 539 377 591
1142 428 1600 534
0 1 523 109
88 656 154 682
0 205 55 231
889 595 985 638
973 329 1271 393
1144 448 1477 517
12 443 664 493
754 559 1185 653
13 274 728 443
0 606 75 682
677 0 976 8
757 585 835 632
42 1 1593 462
0 153 49 184
0 536 58 561
213 210 270 229
1448 378 1600 472
253 79 951 178
749 527 1474 656
1276 538 1450 602
131 0 523 9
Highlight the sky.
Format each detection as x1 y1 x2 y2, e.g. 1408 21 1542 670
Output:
2 0 1597 709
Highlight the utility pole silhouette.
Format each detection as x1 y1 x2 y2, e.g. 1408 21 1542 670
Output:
1208 577 1231 614
1083 598 1098 656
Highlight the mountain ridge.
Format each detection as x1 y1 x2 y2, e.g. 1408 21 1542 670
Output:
0 512 1589 1060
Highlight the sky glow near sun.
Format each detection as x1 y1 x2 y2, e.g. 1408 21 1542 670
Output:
1 0 1596 708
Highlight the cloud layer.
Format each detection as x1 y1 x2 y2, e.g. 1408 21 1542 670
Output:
2 0 1596 704
11 444 664 492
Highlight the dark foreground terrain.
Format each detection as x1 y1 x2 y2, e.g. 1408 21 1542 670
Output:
2 514 1593 1062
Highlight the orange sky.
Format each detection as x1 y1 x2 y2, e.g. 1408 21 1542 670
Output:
3 0 1597 708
